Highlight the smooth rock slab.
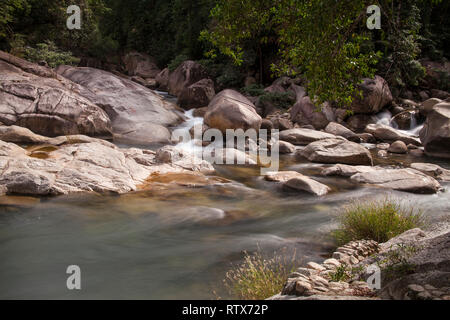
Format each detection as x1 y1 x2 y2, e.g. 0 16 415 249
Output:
410 163 450 182
299 138 373 165
279 128 337 145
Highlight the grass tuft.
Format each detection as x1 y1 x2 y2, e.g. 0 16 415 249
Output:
223 248 299 300
332 198 425 245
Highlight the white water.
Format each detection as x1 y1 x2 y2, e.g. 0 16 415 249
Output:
375 109 424 137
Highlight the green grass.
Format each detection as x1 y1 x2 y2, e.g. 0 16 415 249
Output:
223 249 299 300
332 198 425 245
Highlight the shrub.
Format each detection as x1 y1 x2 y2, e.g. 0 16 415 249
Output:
240 84 265 97
259 92 296 109
223 249 298 300
332 199 425 245
24 41 79 68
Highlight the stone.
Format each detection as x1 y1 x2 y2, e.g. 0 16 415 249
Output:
272 140 296 154
178 78 215 109
410 163 450 182
265 171 331 196
204 89 262 133
155 68 170 91
365 124 421 146
323 258 341 268
420 98 442 116
306 262 326 272
56 65 183 145
290 96 329 129
419 102 450 158
168 60 209 97
351 168 441 194
324 122 359 141
351 76 393 114
279 128 337 145
295 280 313 295
122 51 160 78
298 138 373 165
0 53 112 138
346 114 377 132
388 140 408 154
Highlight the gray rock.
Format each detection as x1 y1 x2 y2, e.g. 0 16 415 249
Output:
388 140 408 154
56 65 183 145
410 163 450 182
265 171 331 196
168 60 209 97
279 128 337 145
299 138 373 165
351 76 393 114
365 123 421 146
419 102 450 158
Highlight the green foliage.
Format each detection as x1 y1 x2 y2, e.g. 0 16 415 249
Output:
332 198 425 245
259 91 295 109
0 0 30 40
240 84 265 97
199 57 244 88
24 41 80 67
329 264 351 282
224 249 298 300
168 54 189 71
377 243 420 280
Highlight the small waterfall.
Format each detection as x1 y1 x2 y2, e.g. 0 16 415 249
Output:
376 110 397 128
375 109 423 137
174 109 205 155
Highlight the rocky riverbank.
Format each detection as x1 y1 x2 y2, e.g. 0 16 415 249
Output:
269 217 450 300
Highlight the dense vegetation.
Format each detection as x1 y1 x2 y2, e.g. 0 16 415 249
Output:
1 0 448 106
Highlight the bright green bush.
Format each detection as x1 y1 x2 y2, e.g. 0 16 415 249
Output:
332 199 425 245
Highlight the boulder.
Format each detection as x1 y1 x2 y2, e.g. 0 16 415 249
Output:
155 68 170 91
0 52 112 138
365 124 421 146
122 51 160 78
351 76 393 114
420 98 442 117
410 163 450 182
392 110 417 130
168 60 209 97
419 102 450 158
351 168 441 194
264 171 331 196
323 164 441 193
0 140 213 196
178 78 215 109
204 89 262 133
324 122 359 141
279 128 337 146
272 140 296 154
346 114 377 132
56 65 183 145
299 139 373 165
388 141 408 154
290 96 329 129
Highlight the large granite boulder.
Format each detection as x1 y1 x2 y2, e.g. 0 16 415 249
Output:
0 139 213 196
0 51 112 138
155 68 170 91
168 60 209 97
351 76 393 114
122 51 160 78
178 78 215 109
298 138 373 165
419 102 450 158
56 65 183 145
290 96 330 130
204 89 262 133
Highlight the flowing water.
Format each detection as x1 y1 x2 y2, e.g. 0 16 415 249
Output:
0 95 449 300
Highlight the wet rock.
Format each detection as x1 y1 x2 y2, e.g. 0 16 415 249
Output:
204 89 262 133
392 110 417 130
419 102 450 158
388 141 408 154
324 122 359 141
365 124 421 146
298 139 373 165
279 128 337 146
272 140 296 154
265 171 331 196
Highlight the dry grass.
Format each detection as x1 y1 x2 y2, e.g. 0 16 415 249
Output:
223 248 299 300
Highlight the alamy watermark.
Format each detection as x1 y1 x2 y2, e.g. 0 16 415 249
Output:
66 265 81 290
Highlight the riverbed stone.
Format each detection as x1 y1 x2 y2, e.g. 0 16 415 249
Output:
265 171 331 196
419 102 450 158
365 123 421 146
279 128 337 145
298 138 373 165
410 163 450 182
388 140 408 154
